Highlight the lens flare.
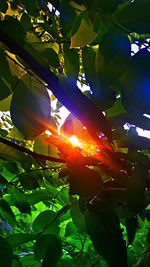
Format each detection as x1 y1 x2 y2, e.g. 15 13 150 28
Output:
69 135 82 148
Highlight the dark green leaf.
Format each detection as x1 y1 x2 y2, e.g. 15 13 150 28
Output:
0 174 7 186
60 0 77 37
37 234 62 267
121 48 150 115
6 233 36 248
32 210 60 235
25 189 53 205
9 188 31 214
85 200 127 267
126 163 147 212
0 0 8 13
10 73 51 137
0 236 13 267
96 28 131 86
0 52 18 100
19 170 43 190
65 221 77 237
125 215 138 244
70 198 86 233
4 162 19 174
64 44 79 80
116 0 150 34
34 234 62 265
20 13 32 32
0 199 16 227
0 16 25 44
82 46 97 92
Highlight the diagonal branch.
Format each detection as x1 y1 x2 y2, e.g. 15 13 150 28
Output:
0 27 112 147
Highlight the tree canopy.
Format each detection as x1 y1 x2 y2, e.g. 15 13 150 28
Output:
0 0 150 266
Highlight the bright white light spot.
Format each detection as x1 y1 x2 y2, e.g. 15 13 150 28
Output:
69 135 82 147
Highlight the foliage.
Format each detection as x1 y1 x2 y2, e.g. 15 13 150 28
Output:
0 0 150 266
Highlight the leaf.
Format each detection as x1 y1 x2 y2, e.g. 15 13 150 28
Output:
0 199 16 227
0 52 18 100
27 42 60 68
125 215 138 244
20 13 32 32
121 48 150 115
85 201 127 267
70 198 86 233
0 0 8 13
12 258 23 267
6 233 36 248
126 163 147 212
9 188 31 214
96 28 131 87
19 170 43 190
82 46 97 93
10 73 51 137
0 16 25 44
34 234 62 265
60 0 77 37
65 221 77 237
0 93 12 111
71 11 97 48
24 189 53 205
63 44 79 80
32 210 60 235
0 142 28 162
116 0 150 34
33 134 58 157
4 162 19 174
0 236 13 267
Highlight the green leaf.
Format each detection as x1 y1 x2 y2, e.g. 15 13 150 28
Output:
63 44 79 80
0 236 13 267
82 46 97 92
0 93 12 111
96 28 131 86
121 48 150 115
86 0 118 12
116 0 150 34
4 162 19 174
9 188 31 214
0 16 25 44
0 0 8 13
34 234 62 265
71 11 97 48
20 13 32 32
19 170 43 190
0 52 18 100
65 221 77 237
126 163 147 212
85 201 127 267
0 199 16 227
0 142 28 162
32 210 60 235
70 198 86 233
24 189 53 205
0 174 7 186
125 215 138 244
6 233 36 248
12 258 23 267
10 73 51 137
60 0 77 37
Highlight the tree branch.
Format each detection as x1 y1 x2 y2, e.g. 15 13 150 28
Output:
0 27 112 147
0 136 66 163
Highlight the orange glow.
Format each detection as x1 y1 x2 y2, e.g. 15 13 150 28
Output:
69 135 82 148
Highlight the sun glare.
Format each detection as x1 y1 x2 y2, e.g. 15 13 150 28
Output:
69 135 82 148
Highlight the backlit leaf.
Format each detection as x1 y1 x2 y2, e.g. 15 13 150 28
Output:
64 44 79 80
10 73 51 137
71 11 97 48
0 199 16 227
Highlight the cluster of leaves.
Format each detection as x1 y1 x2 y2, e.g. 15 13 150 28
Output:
0 0 150 266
